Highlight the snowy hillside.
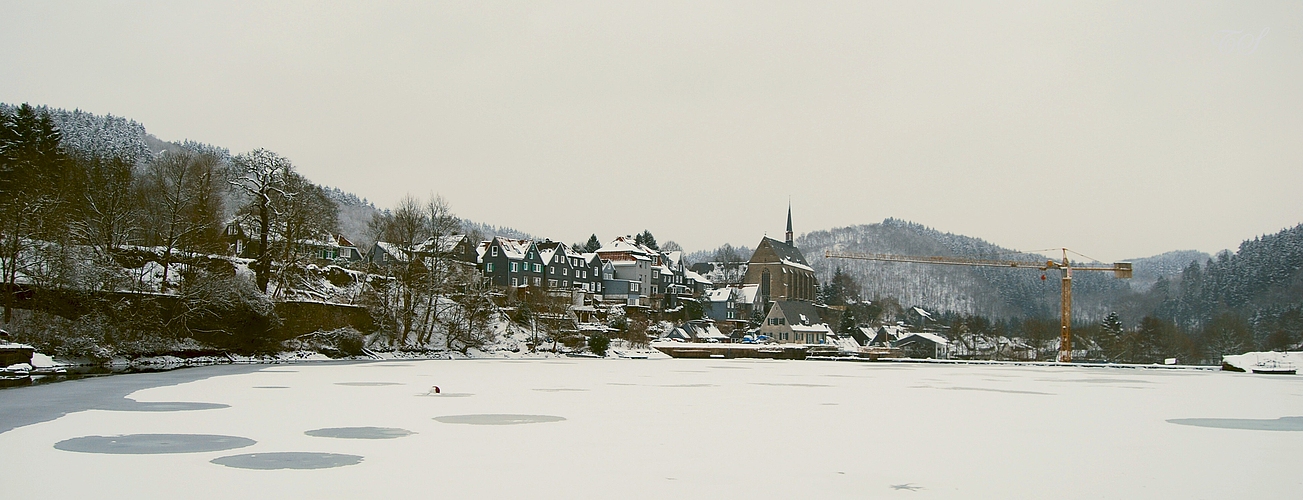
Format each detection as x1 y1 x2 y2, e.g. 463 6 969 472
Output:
799 219 1143 321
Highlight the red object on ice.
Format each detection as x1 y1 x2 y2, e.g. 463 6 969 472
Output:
433 386 441 394
1041 274 1047 281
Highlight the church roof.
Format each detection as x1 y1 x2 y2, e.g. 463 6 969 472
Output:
758 237 810 267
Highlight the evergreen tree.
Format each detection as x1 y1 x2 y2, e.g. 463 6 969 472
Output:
584 234 601 253
1098 312 1125 361
635 230 657 250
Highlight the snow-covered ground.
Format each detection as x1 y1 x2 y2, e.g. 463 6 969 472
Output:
1 359 1300 498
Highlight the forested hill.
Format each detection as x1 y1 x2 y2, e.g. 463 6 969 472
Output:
2 102 536 246
799 219 1153 321
1154 224 1303 347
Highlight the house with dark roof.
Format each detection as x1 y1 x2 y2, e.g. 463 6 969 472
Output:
479 237 544 288
759 300 833 344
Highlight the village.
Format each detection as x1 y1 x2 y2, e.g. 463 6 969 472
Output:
225 206 957 361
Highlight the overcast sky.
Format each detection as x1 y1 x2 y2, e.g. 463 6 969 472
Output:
2 1 1299 262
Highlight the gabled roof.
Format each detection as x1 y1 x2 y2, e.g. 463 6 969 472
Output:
770 300 826 326
334 234 358 248
536 240 568 264
896 332 950 346
597 235 658 257
493 237 533 260
675 320 728 341
664 251 683 268
412 234 467 254
706 287 737 303
372 241 411 262
755 236 811 268
737 284 759 303
684 270 711 285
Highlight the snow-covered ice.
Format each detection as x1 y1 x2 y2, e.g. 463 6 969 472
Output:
0 359 1300 498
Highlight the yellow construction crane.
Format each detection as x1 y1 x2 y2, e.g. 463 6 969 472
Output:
824 249 1132 362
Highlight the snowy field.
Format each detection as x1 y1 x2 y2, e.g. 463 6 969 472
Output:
1 359 1300 499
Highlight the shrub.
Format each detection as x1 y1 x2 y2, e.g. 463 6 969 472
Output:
588 333 610 357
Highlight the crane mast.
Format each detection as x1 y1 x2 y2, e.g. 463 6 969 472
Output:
825 249 1132 362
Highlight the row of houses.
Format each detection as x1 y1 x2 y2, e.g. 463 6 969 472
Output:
228 206 864 346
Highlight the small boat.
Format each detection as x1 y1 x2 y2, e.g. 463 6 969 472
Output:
1252 359 1297 375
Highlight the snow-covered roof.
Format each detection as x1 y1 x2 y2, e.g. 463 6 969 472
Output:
790 323 831 334
677 320 729 340
373 241 410 262
833 336 861 351
494 237 532 259
597 236 651 255
737 284 759 302
412 234 466 253
684 270 711 285
897 332 949 346
706 287 736 302
780 258 814 272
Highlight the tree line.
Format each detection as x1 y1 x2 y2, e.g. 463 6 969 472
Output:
1 104 340 357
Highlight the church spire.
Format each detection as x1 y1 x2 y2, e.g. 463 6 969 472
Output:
785 201 793 246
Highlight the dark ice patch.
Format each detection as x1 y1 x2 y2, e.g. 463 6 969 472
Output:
55 434 255 454
434 414 566 425
1167 416 1303 431
304 427 415 439
95 400 229 412
211 452 363 470
253 386 290 389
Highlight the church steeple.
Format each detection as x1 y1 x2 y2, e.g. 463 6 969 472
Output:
785 201 793 246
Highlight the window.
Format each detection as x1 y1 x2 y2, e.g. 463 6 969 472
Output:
510 262 518 272
651 286 658 295
486 263 494 272
512 277 518 286
492 247 498 257
548 279 558 288
534 263 541 272
562 268 568 276
631 282 640 292
533 277 541 286
549 266 555 274
596 283 602 292
563 280 569 288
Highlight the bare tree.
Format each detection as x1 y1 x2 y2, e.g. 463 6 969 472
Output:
143 150 224 289
72 154 140 258
715 244 744 285
442 277 499 353
266 173 338 298
230 149 293 293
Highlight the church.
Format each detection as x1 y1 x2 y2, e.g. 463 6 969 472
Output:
743 205 818 307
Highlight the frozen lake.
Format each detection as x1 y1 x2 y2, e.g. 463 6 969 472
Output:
1 358 1300 498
